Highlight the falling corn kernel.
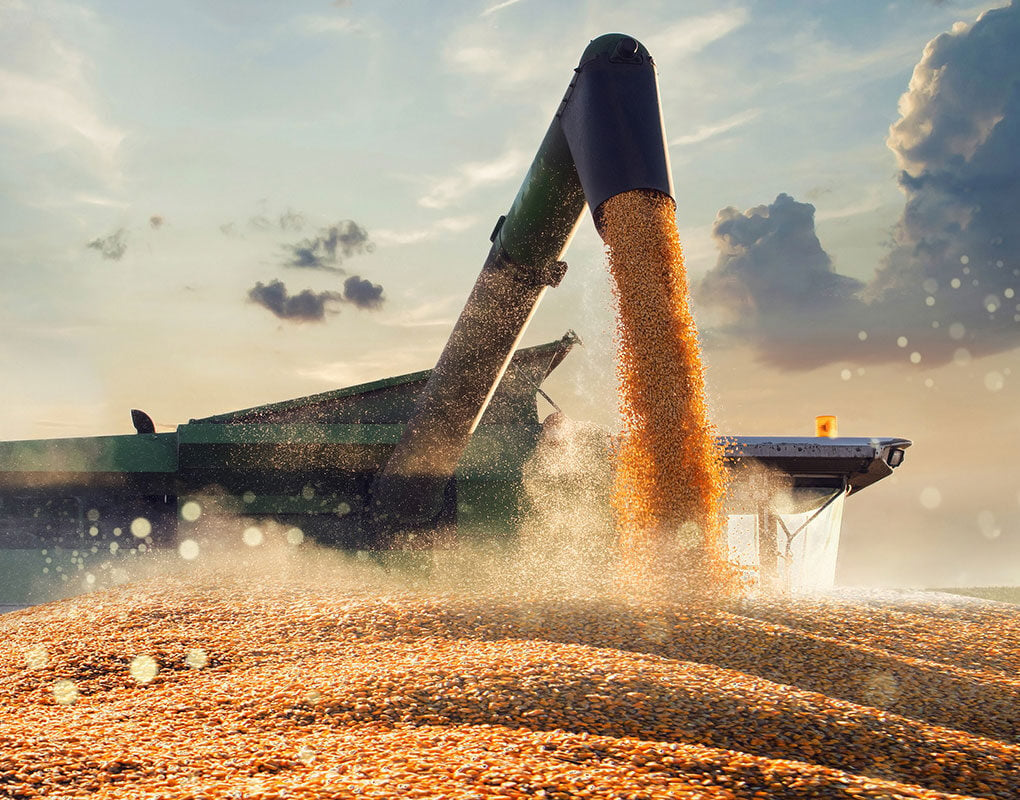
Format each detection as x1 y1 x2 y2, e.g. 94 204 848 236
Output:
601 190 734 597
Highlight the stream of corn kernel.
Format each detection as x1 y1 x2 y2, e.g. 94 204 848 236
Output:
601 190 735 598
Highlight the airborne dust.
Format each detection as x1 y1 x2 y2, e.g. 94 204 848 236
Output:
4 187 1020 800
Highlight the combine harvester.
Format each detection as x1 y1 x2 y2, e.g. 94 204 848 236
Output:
0 35 909 605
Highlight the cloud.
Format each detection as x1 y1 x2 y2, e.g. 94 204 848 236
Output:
343 275 385 309
645 8 749 62
283 220 374 271
876 0 1020 352
248 273 386 321
0 5 123 179
295 14 361 36
481 0 524 16
86 229 128 260
221 207 307 236
419 148 528 209
697 3 1020 370
373 215 477 245
697 195 870 369
149 215 164 229
278 209 304 232
441 23 556 94
670 109 760 147
248 280 342 322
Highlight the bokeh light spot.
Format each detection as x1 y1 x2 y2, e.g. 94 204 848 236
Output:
286 527 305 546
25 646 48 670
130 654 159 684
919 487 942 510
130 517 151 539
243 527 264 547
178 539 200 560
984 371 1004 391
181 501 202 522
185 648 208 669
977 510 1001 540
52 679 79 706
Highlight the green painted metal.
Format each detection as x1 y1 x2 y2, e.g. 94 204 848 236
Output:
0 433 177 478
494 33 662 267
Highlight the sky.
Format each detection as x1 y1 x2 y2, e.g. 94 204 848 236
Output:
1 0 1018 588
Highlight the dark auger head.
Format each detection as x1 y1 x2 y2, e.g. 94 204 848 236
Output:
613 36 641 62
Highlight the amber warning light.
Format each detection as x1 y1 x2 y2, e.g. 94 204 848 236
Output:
815 415 838 438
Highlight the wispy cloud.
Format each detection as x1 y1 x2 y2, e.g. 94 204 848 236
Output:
814 186 888 222
0 69 124 162
646 8 750 61
670 109 760 147
442 28 551 91
373 215 478 245
294 14 361 36
419 149 528 209
481 0 524 16
382 296 461 329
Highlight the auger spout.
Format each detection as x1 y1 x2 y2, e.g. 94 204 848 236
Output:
371 33 674 535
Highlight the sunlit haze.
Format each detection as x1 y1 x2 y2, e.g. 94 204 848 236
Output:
2 0 1018 587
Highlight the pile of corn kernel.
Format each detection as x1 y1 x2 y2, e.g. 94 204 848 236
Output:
2 570 1017 799
602 190 734 596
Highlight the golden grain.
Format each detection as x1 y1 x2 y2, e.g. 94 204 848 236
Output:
602 190 734 597
1 572 1017 799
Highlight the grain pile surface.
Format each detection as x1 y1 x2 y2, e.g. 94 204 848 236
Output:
2 569 1018 800
601 191 733 596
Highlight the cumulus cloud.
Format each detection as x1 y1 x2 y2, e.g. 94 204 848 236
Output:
283 220 373 271
248 280 342 322
876 2 1020 313
248 274 386 322
343 275 385 309
86 228 127 260
697 196 870 369
698 3 1020 370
